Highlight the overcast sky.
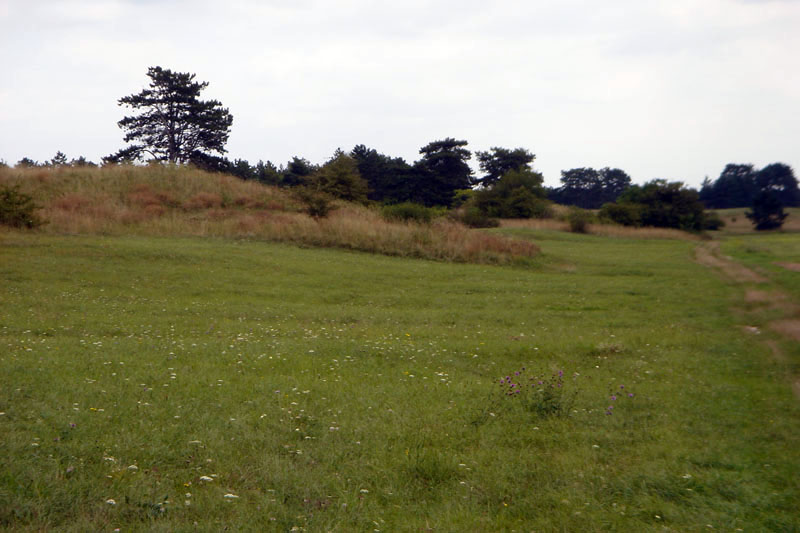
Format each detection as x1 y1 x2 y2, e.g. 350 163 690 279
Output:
1 0 798 187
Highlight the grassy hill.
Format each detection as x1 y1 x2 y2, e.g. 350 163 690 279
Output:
0 165 538 265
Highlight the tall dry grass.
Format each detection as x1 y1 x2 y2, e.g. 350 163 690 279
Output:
0 165 538 264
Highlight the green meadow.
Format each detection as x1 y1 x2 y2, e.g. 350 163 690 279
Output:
1 229 798 531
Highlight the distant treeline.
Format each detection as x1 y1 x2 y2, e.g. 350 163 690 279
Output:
5 150 797 216
699 163 799 209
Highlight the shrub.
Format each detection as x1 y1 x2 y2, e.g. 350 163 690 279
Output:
0 185 44 228
702 211 725 230
472 168 551 219
451 206 499 228
609 180 706 231
306 152 369 203
598 202 643 227
567 207 592 233
746 190 787 230
295 187 335 218
380 202 440 224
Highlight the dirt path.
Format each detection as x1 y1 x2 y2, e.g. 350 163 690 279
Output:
694 241 768 283
695 241 799 399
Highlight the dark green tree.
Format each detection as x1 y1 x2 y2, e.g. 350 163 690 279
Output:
350 144 417 203
106 66 233 164
305 150 369 203
281 157 316 187
50 151 68 167
415 138 472 207
756 163 799 207
70 156 97 167
15 157 38 168
746 190 788 230
703 164 757 208
549 167 631 208
475 147 535 187
253 160 282 185
473 168 549 218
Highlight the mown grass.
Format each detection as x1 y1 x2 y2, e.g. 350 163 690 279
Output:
1 229 798 531
722 232 800 300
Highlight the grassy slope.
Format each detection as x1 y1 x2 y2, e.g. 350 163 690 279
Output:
0 165 538 265
0 230 798 531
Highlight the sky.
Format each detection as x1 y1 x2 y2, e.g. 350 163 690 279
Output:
1 0 798 188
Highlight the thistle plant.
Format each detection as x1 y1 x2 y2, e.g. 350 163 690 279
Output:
605 384 635 416
497 367 578 418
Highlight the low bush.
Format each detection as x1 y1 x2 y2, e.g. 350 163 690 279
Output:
703 211 725 230
380 202 441 224
566 207 592 233
599 202 643 227
295 187 335 218
451 206 499 228
0 185 44 228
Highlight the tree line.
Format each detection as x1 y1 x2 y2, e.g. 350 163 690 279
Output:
4 66 796 231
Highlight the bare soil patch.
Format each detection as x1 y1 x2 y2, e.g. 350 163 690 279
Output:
769 320 800 342
697 241 799 400
744 290 775 304
776 262 800 272
694 242 767 283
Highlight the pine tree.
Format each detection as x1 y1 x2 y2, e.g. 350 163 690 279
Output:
105 66 233 165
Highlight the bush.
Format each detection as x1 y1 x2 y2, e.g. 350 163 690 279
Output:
612 180 706 231
746 190 787 230
598 202 643 227
702 211 725 230
306 152 369 203
567 207 592 233
294 187 335 218
472 168 551 219
0 185 44 228
380 202 441 224
451 206 499 228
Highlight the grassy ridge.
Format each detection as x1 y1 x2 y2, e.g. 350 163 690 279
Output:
0 165 538 265
1 231 798 531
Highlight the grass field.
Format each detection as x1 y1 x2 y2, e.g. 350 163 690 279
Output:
1 227 798 532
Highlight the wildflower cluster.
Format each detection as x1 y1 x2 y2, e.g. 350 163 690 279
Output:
605 384 635 415
498 367 577 418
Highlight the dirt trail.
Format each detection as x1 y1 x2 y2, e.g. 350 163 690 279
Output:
695 241 799 399
694 241 767 283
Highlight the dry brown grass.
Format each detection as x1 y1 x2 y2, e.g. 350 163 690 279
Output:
712 208 800 234
0 165 538 264
500 218 702 240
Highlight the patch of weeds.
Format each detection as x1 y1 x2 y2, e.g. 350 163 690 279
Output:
588 342 625 357
604 384 636 416
497 367 578 418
